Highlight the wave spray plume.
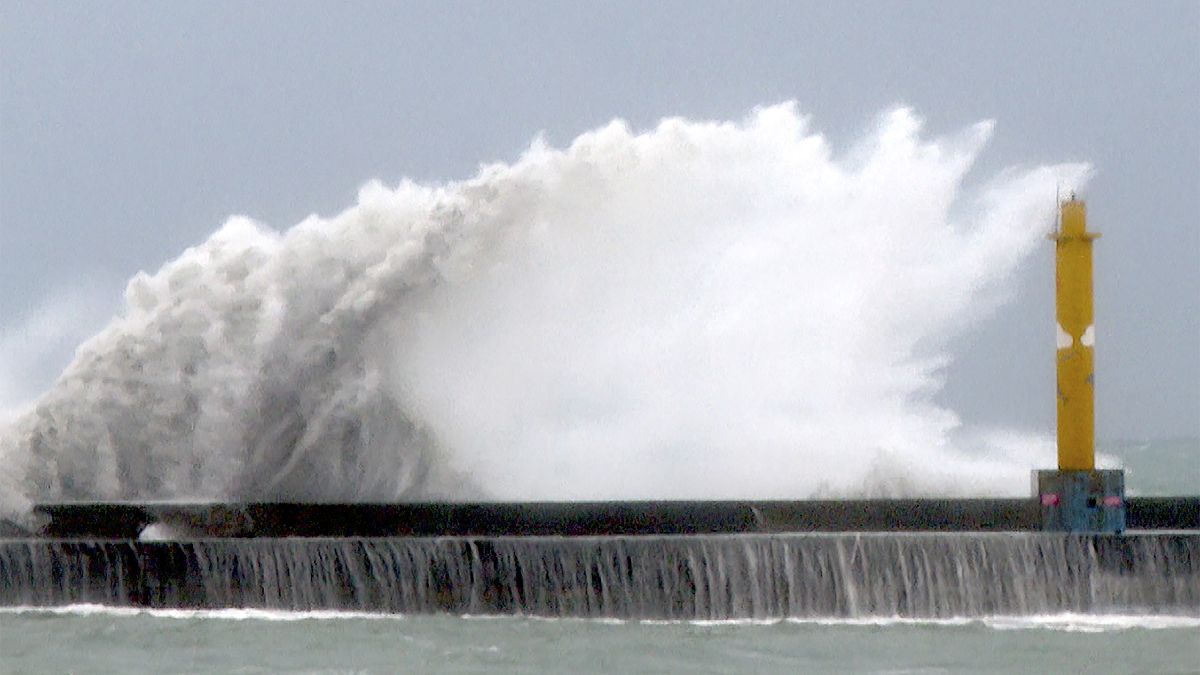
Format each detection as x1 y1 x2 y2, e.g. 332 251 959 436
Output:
0 103 1089 516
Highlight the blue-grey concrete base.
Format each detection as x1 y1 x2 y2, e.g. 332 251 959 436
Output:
1034 469 1126 533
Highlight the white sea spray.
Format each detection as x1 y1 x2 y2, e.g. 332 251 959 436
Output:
0 103 1089 515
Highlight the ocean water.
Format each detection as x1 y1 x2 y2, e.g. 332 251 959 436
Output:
1107 438 1200 496
2 607 1199 674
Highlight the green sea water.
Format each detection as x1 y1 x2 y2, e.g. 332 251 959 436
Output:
2 608 1199 674
1103 438 1200 495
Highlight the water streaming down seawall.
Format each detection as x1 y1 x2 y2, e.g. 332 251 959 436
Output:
3 534 1198 619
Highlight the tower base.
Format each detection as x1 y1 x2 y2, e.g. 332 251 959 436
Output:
1034 469 1126 533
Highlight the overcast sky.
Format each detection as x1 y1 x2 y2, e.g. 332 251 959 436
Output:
1 1 1197 440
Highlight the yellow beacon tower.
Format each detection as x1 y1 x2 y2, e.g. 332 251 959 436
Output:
1035 195 1125 533
1055 198 1098 471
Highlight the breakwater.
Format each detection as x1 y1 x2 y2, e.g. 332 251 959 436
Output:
3 533 1198 619
23 497 1200 538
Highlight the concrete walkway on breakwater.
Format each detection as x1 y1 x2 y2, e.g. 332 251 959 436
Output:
16 497 1200 538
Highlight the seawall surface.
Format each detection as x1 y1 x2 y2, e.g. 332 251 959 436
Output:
21 497 1200 539
2 533 1197 618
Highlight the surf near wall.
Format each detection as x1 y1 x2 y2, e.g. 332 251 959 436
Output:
0 104 1089 520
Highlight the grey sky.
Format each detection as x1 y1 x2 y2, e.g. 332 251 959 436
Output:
1 0 1197 440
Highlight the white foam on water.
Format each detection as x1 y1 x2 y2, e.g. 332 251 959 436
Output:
642 618 786 627
0 604 408 622
981 613 1200 633
792 614 1200 632
0 103 1090 516
3 605 1196 633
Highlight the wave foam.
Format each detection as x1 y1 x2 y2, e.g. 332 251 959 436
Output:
3 605 1196 633
0 103 1089 513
